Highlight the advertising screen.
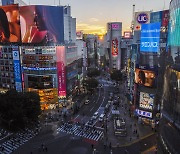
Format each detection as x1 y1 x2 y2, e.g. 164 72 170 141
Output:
168 8 180 46
135 68 156 87
139 92 154 110
150 11 162 23
56 46 66 99
134 11 150 31
112 38 118 56
162 10 169 27
20 5 64 44
0 4 21 43
12 47 22 92
140 22 161 52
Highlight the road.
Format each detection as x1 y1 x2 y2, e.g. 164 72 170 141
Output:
13 75 156 154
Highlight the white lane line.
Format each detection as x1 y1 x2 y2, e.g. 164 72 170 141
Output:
75 114 80 119
90 107 94 111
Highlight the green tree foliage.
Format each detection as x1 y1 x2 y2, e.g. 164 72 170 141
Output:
83 78 99 92
87 68 100 77
0 90 41 130
110 70 123 82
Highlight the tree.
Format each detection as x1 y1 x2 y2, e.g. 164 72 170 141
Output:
110 70 123 82
0 90 41 131
87 68 100 77
83 78 99 93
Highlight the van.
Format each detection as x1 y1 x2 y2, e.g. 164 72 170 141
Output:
99 114 105 122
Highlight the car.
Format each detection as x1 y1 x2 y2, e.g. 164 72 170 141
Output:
84 100 90 105
87 119 94 126
92 112 99 120
99 114 105 122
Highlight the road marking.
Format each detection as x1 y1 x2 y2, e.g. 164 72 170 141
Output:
90 107 94 111
75 114 80 119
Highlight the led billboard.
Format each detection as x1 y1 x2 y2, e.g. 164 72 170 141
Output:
0 4 21 43
139 92 154 110
112 38 118 56
150 11 162 23
162 10 169 27
135 68 156 87
20 5 64 44
56 46 66 99
140 22 161 52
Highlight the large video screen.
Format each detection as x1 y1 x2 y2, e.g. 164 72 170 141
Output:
139 92 154 110
140 22 161 52
135 68 156 87
0 4 21 43
20 5 64 44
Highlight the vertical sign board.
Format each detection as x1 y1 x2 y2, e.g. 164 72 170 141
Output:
140 22 161 52
112 38 118 56
56 46 66 99
12 47 22 92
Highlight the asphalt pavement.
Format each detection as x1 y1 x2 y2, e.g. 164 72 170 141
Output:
11 74 157 154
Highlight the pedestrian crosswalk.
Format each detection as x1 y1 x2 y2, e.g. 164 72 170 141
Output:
0 128 40 154
57 123 103 142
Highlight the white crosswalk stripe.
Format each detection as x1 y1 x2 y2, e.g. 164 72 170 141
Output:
0 128 41 154
57 123 103 142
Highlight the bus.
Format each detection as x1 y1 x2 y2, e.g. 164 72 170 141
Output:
114 118 127 136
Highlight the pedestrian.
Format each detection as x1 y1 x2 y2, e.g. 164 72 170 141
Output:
109 142 111 149
124 149 128 154
91 144 94 149
45 147 48 152
130 137 132 141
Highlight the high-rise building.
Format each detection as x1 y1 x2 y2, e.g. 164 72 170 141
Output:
106 22 122 70
158 0 180 153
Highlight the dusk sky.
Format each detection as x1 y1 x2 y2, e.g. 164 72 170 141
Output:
24 0 171 35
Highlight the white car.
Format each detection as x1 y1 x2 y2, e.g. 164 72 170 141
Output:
92 112 99 120
99 114 105 122
84 100 90 105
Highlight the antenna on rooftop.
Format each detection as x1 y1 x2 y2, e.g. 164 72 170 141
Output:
131 4 135 33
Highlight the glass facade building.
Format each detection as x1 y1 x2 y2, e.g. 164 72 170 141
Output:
158 0 180 153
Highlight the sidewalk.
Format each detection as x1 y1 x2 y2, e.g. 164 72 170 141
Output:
103 83 154 148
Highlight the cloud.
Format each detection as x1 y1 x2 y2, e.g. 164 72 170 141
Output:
77 23 106 35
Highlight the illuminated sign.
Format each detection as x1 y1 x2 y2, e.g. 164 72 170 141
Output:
137 13 149 24
12 47 22 92
140 22 161 52
134 11 150 31
112 38 118 56
139 92 154 110
111 23 120 30
56 46 66 99
124 31 131 38
23 67 56 71
136 109 152 118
